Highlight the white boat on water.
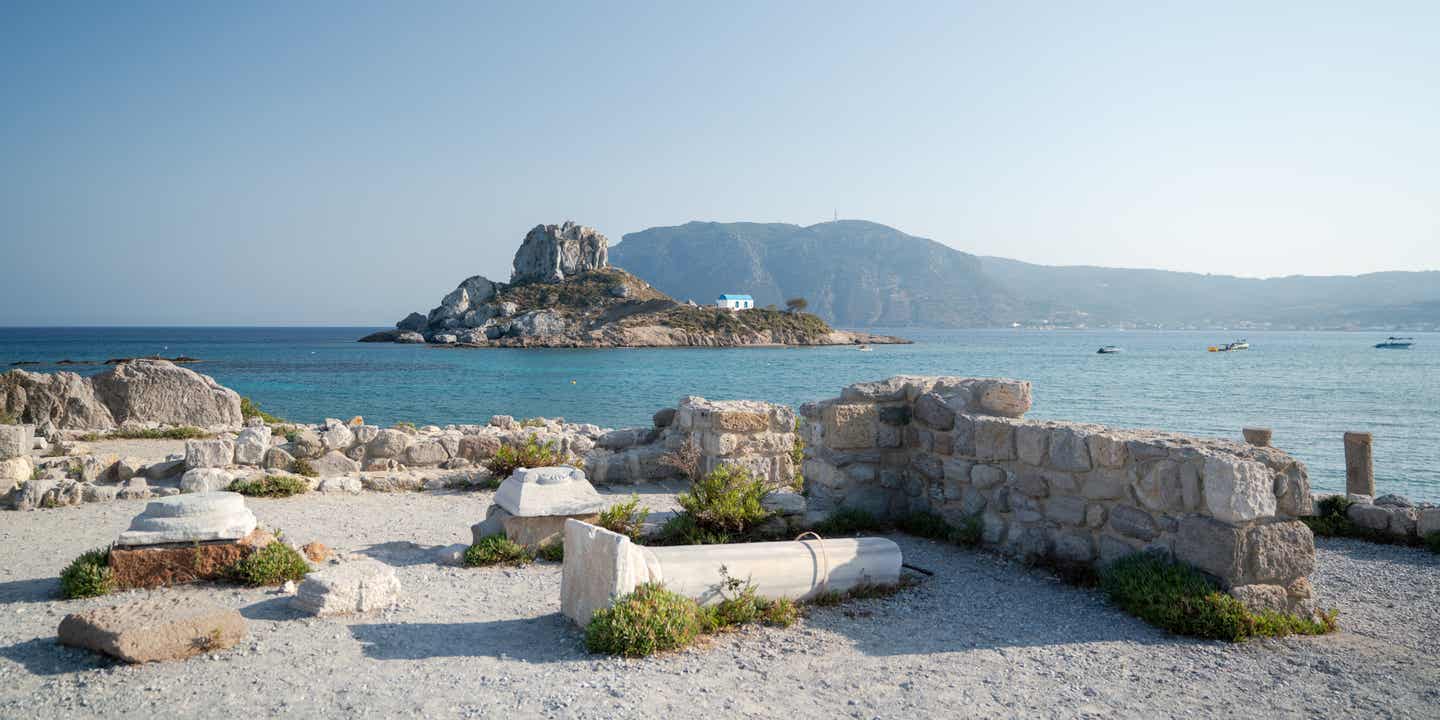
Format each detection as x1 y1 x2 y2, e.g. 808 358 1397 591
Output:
1375 336 1415 349
1208 339 1250 352
858 345 873 352
1096 345 1122 354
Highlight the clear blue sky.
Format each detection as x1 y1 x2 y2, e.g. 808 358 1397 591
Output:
2 1 1436 325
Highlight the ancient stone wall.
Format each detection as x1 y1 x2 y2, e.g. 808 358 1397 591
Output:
799 375 1318 616
586 397 797 488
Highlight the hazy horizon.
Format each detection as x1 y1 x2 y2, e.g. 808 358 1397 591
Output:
3 2 1437 325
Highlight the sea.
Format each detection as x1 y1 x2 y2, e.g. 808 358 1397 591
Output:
1 327 1436 501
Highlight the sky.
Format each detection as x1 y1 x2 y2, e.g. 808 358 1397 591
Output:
1 1 1437 325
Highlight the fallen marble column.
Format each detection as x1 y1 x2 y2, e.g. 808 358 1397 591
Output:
560 519 902 626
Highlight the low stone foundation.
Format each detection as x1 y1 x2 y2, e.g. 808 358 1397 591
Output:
110 528 274 589
799 376 1319 616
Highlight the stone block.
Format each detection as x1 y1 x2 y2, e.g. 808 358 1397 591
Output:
951 414 977 456
1012 494 1043 523
496 466 605 517
1 456 33 494
1048 427 1092 472
971 464 1006 490
402 441 449 467
1080 468 1128 500
1098 535 1139 564
365 429 413 459
1346 502 1391 531
1108 505 1158 541
458 434 501 462
233 427 270 465
910 454 943 482
1084 503 1107 528
1180 461 1203 511
974 419 1016 461
976 379 1032 418
822 403 878 450
179 468 233 494
1046 495 1087 526
1013 469 1049 498
1229 583 1290 613
317 476 362 494
1203 455 1276 523
292 559 402 617
877 405 910 426
990 486 1011 513
961 486 988 515
1175 516 1244 581
289 429 325 459
762 489 806 515
1054 530 1095 563
0 425 33 461
116 492 258 547
110 528 273 589
58 597 247 663
981 511 1007 544
184 440 234 469
262 447 295 471
905 426 933 452
1419 508 1440 537
1087 434 1127 468
1243 520 1314 585
711 409 769 433
1135 460 1182 512
913 393 955 430
1016 424 1048 466
321 424 355 452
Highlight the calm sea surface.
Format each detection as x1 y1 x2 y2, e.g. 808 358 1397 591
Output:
1 327 1436 501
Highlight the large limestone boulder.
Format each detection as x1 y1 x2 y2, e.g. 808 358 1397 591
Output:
510 221 608 284
58 597 246 663
292 559 401 617
179 468 234 494
0 370 114 430
116 492 258 547
184 439 234 469
90 360 243 430
0 424 33 460
233 426 270 465
427 275 498 326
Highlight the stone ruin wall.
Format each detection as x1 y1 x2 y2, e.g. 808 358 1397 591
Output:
798 375 1319 616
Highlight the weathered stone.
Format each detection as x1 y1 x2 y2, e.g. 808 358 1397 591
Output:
287 429 323 460
1016 424 1048 466
1084 503 1107 528
975 379 1032 418
1242 428 1273 447
1048 427 1092 472
116 492 258 547
910 454 943 482
1108 505 1158 541
1098 535 1139 564
458 434 501 462
0 456 33 494
981 511 1007 544
1054 530 1095 563
232 426 270 465
1243 521 1314 585
1419 508 1440 537
320 423 355 452
822 403 877 450
495 466 605 516
312 451 360 476
110 529 273 589
179 468 233 494
262 447 295 471
1134 460 1181 512
0 425 33 460
974 419 1016 461
652 407 676 428
1347 502 1390 531
292 559 401 617
1229 583 1289 613
1013 469 1048 498
1080 468 1128 500
762 489 806 515
141 458 185 480
1011 493 1044 523
317 475 362 494
960 486 988 515
1175 516 1244 580
361 473 423 492
184 440 234 469
971 464 1006 490
912 393 954 430
302 542 332 562
58 597 246 663
877 405 910 426
89 359 244 430
1203 455 1276 523
1046 495 1087 526
366 429 413 459
1087 434 1127 468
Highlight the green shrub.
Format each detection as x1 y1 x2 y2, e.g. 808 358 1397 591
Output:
1425 532 1440 555
239 397 285 424
291 459 318 478
760 597 800 627
598 495 650 542
59 548 114 599
538 543 565 562
79 427 211 441
463 534 534 567
950 515 983 546
676 464 771 534
229 474 309 498
897 511 952 540
519 417 547 428
227 542 310 586
484 436 568 479
585 583 706 657
0 410 17 424
1100 553 1336 642
393 421 416 431
1301 495 1419 547
654 513 733 546
811 508 884 536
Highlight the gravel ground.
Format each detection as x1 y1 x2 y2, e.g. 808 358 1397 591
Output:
1 490 1437 720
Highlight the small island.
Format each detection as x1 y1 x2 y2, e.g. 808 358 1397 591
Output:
359 221 909 348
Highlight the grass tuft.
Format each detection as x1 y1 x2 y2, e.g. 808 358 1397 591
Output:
59 548 115 599
227 542 310 586
1100 553 1337 642
229 474 309 498
538 543 565 562
291 458 318 478
79 427 211 441
463 534 534 567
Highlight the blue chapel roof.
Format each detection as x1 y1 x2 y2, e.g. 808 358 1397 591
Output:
717 294 753 301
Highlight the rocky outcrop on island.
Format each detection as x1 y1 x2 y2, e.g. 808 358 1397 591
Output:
0 359 242 433
360 221 907 348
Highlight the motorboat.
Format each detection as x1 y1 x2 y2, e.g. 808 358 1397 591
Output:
858 345 873 352
1208 339 1250 352
1096 346 1122 354
1375 336 1415 349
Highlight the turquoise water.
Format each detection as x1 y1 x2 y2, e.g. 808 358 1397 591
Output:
2 327 1436 501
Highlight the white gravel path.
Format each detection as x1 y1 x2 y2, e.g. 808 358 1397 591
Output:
1 490 1436 719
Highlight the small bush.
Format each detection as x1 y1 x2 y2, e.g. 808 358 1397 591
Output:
660 438 702 481
598 495 650 542
484 436 568 479
760 597 800 627
79 427 211 441
463 534 534 567
60 548 114 599
227 542 310 586
393 421 416 431
585 583 706 657
538 543 565 562
291 459 318 478
519 417 546 428
1425 532 1440 555
654 513 733 546
240 397 285 424
897 511 952 540
950 515 983 546
1100 553 1336 642
811 508 884 536
229 474 309 498
677 464 771 534
1301 495 1419 547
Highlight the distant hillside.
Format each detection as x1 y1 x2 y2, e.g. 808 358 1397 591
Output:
613 221 1022 328
612 221 1440 330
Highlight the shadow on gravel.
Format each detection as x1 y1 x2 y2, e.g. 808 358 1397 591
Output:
241 596 309 621
351 616 582 663
357 541 449 567
0 577 59 604
0 637 114 676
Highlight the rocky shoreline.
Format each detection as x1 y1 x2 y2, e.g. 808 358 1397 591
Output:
358 221 909 348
